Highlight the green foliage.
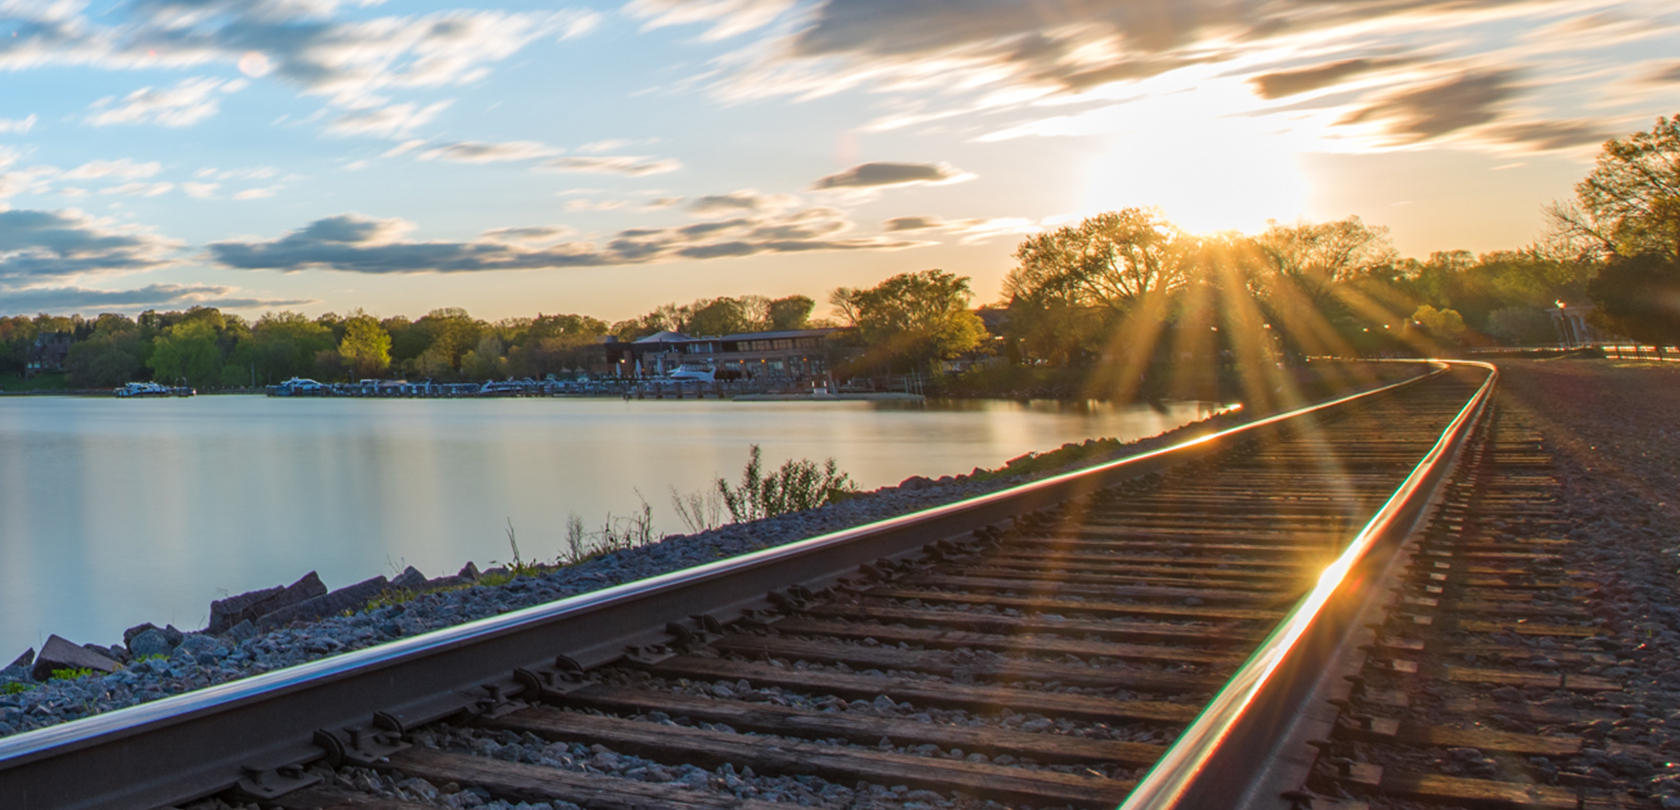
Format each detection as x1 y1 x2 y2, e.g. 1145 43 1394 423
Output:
1553 113 1680 261
716 445 857 523
768 295 815 330
1484 306 1559 345
146 319 224 387
2 681 35 695
1410 305 1469 344
832 269 988 372
338 314 392 379
1587 253 1680 346
49 667 94 681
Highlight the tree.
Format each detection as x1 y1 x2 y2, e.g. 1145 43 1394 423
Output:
147 320 224 387
1550 113 1680 261
1007 208 1196 314
238 311 335 384
1253 216 1398 306
67 319 144 387
767 295 815 330
1485 306 1560 346
1587 253 1680 347
1411 304 1469 344
836 269 988 372
338 314 392 379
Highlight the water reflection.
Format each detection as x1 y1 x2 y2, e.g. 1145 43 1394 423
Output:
0 396 1215 657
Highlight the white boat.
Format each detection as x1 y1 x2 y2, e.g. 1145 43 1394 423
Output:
666 363 715 382
268 377 327 397
116 382 194 398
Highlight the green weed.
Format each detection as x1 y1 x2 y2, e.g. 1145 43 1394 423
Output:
716 445 856 522
49 668 94 681
2 681 34 695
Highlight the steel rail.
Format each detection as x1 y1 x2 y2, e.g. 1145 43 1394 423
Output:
0 364 1447 810
1117 360 1499 810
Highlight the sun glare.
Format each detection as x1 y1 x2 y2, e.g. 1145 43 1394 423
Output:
1078 93 1309 235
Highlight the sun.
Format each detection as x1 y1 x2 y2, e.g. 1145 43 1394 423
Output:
1078 90 1310 235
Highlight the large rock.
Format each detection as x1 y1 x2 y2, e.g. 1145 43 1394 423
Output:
127 629 175 660
207 572 328 633
30 635 120 682
7 648 32 669
390 566 428 591
257 576 389 629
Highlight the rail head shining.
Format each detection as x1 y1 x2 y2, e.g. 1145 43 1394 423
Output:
0 363 1445 810
1117 360 1499 810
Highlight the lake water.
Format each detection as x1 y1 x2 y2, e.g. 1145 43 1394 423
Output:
0 395 1217 659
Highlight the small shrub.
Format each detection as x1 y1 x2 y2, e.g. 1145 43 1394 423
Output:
716 445 856 523
671 485 726 534
2 681 34 695
49 668 94 681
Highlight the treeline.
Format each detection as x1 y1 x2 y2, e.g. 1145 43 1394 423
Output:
0 294 823 389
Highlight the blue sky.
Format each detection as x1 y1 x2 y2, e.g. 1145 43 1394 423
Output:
2 0 1677 320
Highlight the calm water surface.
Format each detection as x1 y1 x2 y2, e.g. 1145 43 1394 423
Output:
0 395 1216 658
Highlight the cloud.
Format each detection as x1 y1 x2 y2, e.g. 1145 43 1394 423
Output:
0 283 312 315
564 198 627 211
327 102 452 138
100 182 175 196
1338 70 1520 143
0 115 37 134
1486 119 1613 151
0 208 180 281
65 159 162 181
882 214 1039 243
626 0 796 41
419 140 561 163
884 216 941 231
0 0 602 115
811 161 973 190
233 187 280 199
86 77 240 127
686 189 795 215
183 182 220 198
541 155 682 176
1644 62 1680 84
481 225 574 243
208 208 924 273
1248 58 1410 100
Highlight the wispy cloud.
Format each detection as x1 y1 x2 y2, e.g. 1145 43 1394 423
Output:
208 208 925 273
884 214 1039 244
64 159 162 181
86 78 243 127
0 283 312 316
0 115 37 134
1338 70 1521 143
327 102 452 139
419 140 562 163
541 155 682 176
811 161 973 190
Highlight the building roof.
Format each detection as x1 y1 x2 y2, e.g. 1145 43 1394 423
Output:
715 327 841 341
633 330 694 344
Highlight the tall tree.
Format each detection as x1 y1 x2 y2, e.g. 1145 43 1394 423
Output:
1550 113 1680 261
767 295 815 330
147 320 224 387
338 314 392 379
1007 208 1196 314
835 269 987 372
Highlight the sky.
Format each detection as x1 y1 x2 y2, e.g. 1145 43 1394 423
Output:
1 0 1678 322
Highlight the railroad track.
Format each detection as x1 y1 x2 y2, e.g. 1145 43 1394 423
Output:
1299 400 1646 810
3 363 1552 810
